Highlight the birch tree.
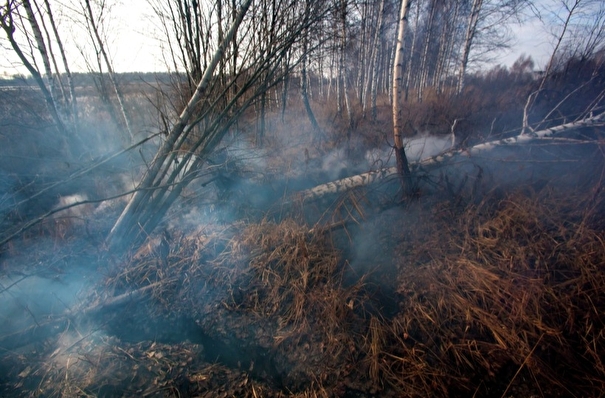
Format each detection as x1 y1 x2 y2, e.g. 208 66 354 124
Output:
457 0 484 95
392 0 413 193
300 0 322 136
1 1 65 135
0 0 82 154
457 0 529 95
362 0 385 119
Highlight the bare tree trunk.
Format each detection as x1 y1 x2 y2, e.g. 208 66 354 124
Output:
107 0 253 252
363 0 384 119
337 43 343 115
356 0 369 107
404 1 420 102
327 42 335 103
43 0 78 128
301 20 322 135
22 1 56 94
257 91 267 146
393 0 412 194
217 0 226 91
84 0 134 142
340 0 354 136
436 1 459 95
298 0 321 137
387 39 396 102
231 0 239 103
0 2 66 137
418 0 436 103
281 50 291 122
33 1 68 103
457 0 483 95
318 40 324 98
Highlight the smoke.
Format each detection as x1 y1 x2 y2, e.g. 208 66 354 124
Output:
321 147 351 181
361 133 456 174
52 194 93 223
403 132 456 162
0 264 97 339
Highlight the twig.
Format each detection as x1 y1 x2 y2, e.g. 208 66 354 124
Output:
500 334 544 398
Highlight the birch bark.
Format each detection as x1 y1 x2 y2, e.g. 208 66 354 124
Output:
392 0 413 193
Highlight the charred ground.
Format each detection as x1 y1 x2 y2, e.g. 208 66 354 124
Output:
1 57 605 397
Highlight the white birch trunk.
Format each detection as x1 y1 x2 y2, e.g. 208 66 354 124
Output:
392 0 411 151
417 1 436 103
392 0 412 192
404 1 420 102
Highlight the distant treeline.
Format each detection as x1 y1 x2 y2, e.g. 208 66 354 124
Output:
0 72 185 87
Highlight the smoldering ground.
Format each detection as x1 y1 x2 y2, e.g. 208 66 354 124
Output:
1 121 605 397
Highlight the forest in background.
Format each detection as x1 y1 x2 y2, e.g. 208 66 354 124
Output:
2 0 605 397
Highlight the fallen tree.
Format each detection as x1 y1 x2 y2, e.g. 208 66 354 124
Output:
294 110 605 202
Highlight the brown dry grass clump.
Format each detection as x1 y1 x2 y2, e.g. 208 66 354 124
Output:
104 219 364 393
217 220 357 341
382 186 605 397
203 220 364 391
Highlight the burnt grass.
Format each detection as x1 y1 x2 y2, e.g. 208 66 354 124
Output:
1 135 605 398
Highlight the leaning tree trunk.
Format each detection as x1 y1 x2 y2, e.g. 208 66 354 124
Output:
43 0 78 128
22 0 57 102
392 0 413 195
1 1 66 137
84 0 134 143
107 0 253 253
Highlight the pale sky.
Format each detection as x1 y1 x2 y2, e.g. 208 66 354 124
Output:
500 16 553 69
0 1 166 76
0 0 585 77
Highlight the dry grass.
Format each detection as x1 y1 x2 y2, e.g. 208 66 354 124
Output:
25 335 315 397
12 161 605 397
93 169 605 397
206 219 365 390
379 185 605 396
100 218 365 392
